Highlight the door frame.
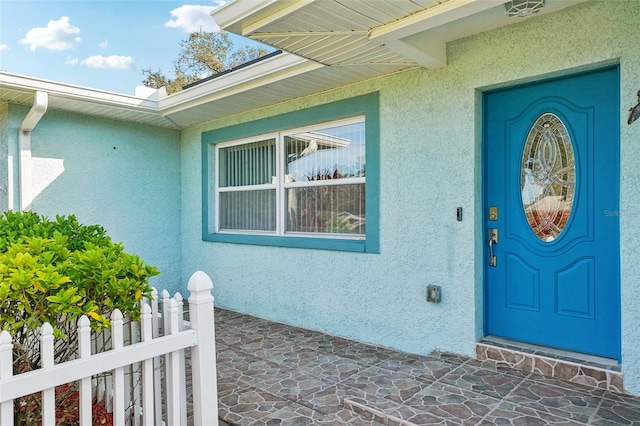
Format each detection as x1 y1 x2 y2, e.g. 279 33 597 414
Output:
480 66 622 360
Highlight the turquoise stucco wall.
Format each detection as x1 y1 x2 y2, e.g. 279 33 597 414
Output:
4 105 182 292
178 1 640 392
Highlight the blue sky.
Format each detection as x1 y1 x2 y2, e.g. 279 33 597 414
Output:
0 0 264 95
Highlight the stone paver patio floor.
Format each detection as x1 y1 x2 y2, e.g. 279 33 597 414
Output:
213 308 640 425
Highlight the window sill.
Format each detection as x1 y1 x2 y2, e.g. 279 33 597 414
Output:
204 232 375 253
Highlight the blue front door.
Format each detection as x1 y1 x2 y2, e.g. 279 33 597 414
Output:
484 67 620 360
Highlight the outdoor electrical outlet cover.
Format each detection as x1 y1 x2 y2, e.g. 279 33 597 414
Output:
427 285 441 303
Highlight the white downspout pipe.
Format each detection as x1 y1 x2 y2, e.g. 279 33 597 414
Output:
18 91 48 211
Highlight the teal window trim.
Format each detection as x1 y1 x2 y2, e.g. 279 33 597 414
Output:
202 92 380 253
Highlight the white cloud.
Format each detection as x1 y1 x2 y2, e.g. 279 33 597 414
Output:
165 4 222 32
81 55 133 70
99 40 109 48
65 56 79 65
20 16 81 51
0 44 8 51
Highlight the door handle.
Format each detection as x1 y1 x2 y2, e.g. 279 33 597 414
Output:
488 229 498 267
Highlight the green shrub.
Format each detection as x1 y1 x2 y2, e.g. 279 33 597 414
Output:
0 211 160 425
0 211 159 339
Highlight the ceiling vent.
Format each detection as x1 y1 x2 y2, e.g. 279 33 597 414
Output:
505 0 545 17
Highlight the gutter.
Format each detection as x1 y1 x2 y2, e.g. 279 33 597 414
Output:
17 91 48 211
158 52 323 117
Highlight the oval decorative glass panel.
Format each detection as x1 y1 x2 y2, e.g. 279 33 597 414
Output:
521 113 575 242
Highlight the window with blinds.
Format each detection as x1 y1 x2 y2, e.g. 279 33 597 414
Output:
217 137 277 231
215 117 366 239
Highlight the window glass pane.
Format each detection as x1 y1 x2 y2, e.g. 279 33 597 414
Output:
219 138 275 187
521 113 575 242
286 184 365 234
219 190 276 231
285 122 365 183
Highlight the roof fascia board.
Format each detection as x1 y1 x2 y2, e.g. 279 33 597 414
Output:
159 53 323 115
2 53 324 122
252 30 368 38
0 72 158 112
212 0 279 33
241 0 316 36
369 0 506 41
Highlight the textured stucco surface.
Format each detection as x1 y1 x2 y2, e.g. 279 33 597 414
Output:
180 0 640 394
5 105 182 292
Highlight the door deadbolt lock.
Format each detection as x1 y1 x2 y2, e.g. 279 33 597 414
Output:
489 206 498 221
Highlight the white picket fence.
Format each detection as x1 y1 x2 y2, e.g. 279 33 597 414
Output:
0 270 218 426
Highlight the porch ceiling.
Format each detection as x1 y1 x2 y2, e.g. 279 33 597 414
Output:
213 0 589 70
